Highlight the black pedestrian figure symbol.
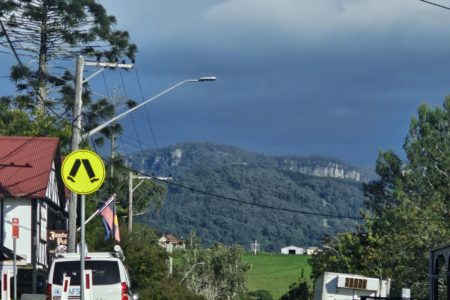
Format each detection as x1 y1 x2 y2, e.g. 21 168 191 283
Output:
67 159 99 183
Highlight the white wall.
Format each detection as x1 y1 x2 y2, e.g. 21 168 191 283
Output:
281 246 305 255
3 199 32 264
314 272 390 300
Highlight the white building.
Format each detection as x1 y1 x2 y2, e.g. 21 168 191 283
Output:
158 233 185 253
306 246 320 255
281 246 305 255
314 272 390 300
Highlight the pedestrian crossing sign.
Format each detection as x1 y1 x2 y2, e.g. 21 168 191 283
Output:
62 150 106 194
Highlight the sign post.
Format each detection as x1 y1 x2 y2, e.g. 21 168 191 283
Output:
62 150 105 300
12 217 19 300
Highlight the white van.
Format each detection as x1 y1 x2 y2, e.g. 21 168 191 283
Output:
46 251 134 300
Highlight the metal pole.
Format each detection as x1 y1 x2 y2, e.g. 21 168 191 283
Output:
80 194 86 300
13 238 16 300
128 172 133 233
68 55 84 253
83 79 199 139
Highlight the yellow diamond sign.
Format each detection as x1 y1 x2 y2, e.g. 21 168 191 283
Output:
62 150 106 194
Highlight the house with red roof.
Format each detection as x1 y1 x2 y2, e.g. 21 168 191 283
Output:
0 136 68 295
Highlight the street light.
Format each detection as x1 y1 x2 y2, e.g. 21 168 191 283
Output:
82 76 217 139
70 57 215 299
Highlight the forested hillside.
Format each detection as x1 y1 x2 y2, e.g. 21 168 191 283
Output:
128 143 368 251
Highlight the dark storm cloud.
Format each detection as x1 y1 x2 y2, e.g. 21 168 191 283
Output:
3 0 447 166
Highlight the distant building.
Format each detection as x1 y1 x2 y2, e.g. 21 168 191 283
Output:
314 272 390 300
0 136 68 295
306 246 320 255
158 233 185 253
281 246 305 255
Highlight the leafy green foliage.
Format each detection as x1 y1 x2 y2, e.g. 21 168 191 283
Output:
89 223 204 299
177 233 249 300
131 147 365 251
0 0 137 111
279 280 310 300
310 98 450 297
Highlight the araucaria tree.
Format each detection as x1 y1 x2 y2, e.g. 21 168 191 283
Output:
310 97 450 297
0 0 136 114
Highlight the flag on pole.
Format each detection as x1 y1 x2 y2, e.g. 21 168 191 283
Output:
100 199 120 242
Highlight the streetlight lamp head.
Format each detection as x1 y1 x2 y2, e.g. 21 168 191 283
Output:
198 76 217 81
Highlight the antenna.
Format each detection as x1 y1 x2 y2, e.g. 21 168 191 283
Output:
250 240 260 255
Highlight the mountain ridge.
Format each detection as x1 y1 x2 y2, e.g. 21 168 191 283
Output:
127 142 369 251
128 142 374 182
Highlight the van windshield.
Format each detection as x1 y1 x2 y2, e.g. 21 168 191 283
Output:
53 260 120 285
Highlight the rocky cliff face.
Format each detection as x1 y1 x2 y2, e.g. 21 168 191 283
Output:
128 143 368 182
277 159 362 181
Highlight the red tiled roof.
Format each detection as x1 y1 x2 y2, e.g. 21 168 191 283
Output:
0 136 60 199
164 234 183 244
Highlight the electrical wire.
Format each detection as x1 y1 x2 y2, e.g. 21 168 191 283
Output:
97 154 449 223
120 133 155 149
101 71 111 98
99 155 366 220
0 19 24 67
419 0 450 10
135 65 159 148
0 109 71 162
119 68 144 152
247 265 307 276
118 136 147 151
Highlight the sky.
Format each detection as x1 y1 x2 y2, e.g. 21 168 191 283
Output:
2 0 450 166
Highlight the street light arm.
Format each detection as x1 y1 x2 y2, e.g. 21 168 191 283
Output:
82 77 217 140
83 79 199 139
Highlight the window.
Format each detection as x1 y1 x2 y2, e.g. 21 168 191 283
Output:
344 277 367 289
53 260 120 285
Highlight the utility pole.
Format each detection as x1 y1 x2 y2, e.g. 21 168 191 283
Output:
68 56 134 253
128 172 172 232
67 55 133 300
128 172 133 233
68 55 84 253
110 131 116 177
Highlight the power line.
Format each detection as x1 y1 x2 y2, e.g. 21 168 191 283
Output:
101 157 365 220
119 68 144 152
135 65 159 148
0 111 71 162
0 19 24 67
419 0 450 10
120 133 155 149
247 265 306 276
100 157 448 223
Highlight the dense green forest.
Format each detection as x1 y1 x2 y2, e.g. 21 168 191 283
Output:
129 143 368 251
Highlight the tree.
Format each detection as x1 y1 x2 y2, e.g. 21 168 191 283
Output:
0 0 136 112
310 98 450 297
246 289 272 300
279 280 310 300
89 223 205 299
178 233 250 300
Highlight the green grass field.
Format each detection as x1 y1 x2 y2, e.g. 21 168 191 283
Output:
243 253 312 299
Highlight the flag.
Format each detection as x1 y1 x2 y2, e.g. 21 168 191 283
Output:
100 199 120 242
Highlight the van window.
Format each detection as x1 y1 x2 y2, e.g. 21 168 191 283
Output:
52 260 120 285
